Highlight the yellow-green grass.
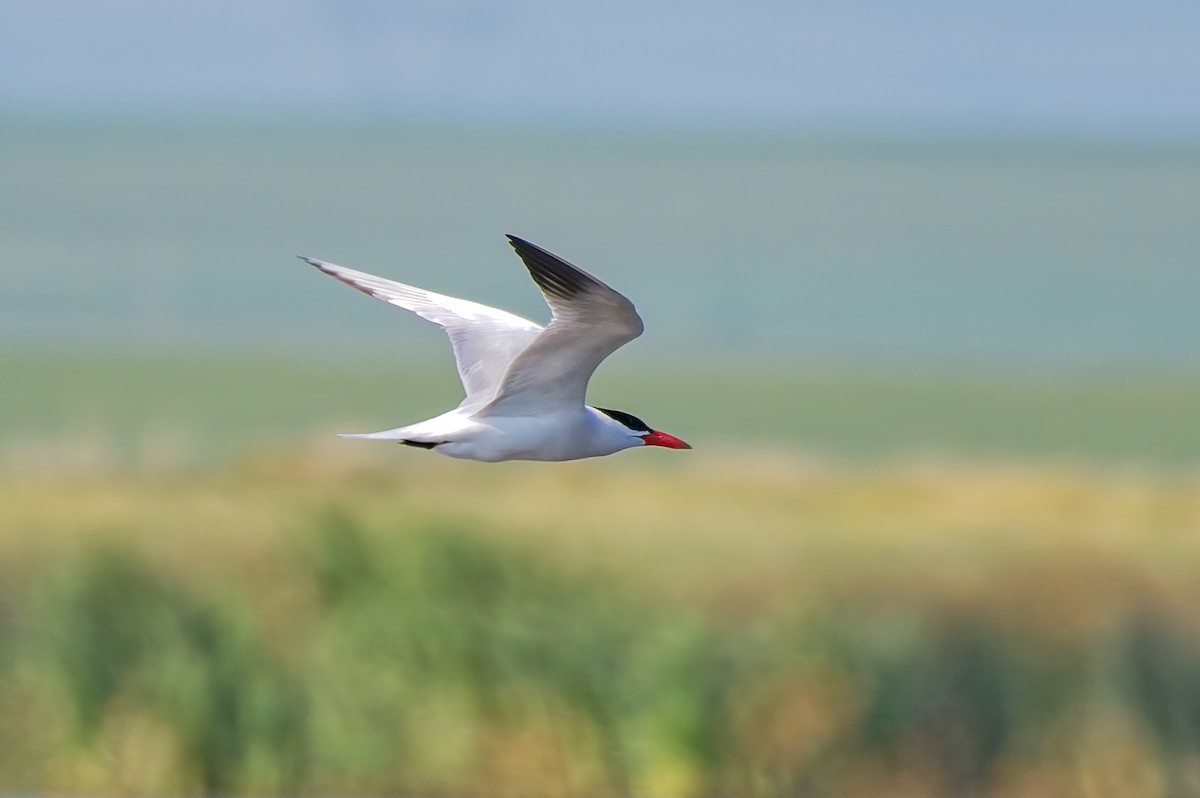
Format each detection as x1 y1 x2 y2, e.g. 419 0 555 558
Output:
2 451 1199 797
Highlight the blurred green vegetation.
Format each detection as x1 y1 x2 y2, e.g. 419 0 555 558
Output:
5 119 1198 797
1 456 1199 796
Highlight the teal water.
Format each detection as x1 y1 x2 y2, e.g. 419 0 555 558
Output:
3 117 1198 371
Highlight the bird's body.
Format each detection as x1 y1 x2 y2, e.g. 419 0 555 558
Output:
341 405 647 462
303 235 690 462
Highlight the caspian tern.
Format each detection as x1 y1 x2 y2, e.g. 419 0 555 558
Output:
302 235 691 462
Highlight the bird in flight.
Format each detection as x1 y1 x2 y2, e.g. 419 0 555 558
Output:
302 235 691 462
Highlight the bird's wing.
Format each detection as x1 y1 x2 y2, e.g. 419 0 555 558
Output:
302 257 543 406
476 236 643 417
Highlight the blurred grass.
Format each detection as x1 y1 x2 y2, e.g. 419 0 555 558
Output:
5 118 1198 796
1 453 1200 796
4 353 1200 467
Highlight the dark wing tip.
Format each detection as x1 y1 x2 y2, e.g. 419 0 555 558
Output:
301 257 346 285
399 439 440 449
505 234 602 301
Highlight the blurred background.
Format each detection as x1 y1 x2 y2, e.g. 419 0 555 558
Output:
2 2 1200 796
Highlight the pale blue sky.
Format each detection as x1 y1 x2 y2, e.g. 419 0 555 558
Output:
3 1 1198 134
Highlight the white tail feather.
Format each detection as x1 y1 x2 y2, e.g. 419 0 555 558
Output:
337 430 409 440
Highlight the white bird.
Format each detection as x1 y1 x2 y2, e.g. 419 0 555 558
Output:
302 235 691 462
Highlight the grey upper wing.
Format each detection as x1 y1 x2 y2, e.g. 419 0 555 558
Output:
302 256 544 406
476 236 643 417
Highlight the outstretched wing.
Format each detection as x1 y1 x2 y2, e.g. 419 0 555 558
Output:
302 256 543 407
477 236 643 417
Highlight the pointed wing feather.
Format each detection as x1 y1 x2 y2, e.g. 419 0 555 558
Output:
478 237 643 417
302 256 543 406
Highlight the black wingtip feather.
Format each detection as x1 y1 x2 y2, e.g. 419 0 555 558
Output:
506 235 601 300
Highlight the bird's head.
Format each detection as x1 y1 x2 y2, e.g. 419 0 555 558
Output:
596 407 692 450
